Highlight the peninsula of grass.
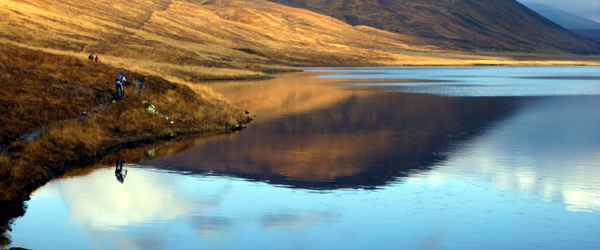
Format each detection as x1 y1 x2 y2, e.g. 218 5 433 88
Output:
0 44 250 241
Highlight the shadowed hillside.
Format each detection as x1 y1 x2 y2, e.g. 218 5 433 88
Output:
268 0 600 54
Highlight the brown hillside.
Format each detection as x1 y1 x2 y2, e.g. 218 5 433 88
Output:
0 0 433 76
3 0 595 79
267 0 600 54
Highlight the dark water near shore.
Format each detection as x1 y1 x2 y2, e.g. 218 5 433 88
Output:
8 67 600 249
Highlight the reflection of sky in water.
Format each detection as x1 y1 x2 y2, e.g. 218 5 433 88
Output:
9 67 600 249
10 166 600 249
309 66 600 96
416 96 600 212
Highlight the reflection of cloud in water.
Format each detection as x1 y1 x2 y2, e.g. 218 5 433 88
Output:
193 216 232 238
260 210 339 232
421 231 445 250
46 168 339 248
56 168 217 228
417 96 600 212
48 167 231 249
86 230 163 250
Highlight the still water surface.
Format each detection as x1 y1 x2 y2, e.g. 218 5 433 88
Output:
9 67 600 249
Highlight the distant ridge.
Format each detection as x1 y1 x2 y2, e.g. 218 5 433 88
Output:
267 0 600 54
519 2 600 43
520 2 600 30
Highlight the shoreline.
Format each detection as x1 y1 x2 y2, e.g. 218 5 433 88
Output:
292 60 600 68
0 122 251 247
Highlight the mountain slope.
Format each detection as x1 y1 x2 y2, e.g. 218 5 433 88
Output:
2 0 467 80
267 0 600 54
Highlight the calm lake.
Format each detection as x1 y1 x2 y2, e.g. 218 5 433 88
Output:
8 67 600 249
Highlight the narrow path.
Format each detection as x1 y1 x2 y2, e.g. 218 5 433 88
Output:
0 101 114 153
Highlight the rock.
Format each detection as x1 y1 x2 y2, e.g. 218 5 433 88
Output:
145 103 158 114
232 124 243 131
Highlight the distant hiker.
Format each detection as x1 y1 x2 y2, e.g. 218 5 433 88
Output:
88 54 94 60
135 76 145 94
115 159 127 184
95 55 100 63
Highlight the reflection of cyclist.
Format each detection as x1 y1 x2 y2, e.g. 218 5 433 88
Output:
115 159 127 184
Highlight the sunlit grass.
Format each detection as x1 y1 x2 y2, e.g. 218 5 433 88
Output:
2 0 596 88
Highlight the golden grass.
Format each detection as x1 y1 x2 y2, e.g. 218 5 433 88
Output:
2 0 597 90
0 43 247 205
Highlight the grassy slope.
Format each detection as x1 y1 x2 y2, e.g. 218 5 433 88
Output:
2 0 597 79
0 43 246 196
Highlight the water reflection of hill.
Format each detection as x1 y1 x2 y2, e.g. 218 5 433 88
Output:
144 92 524 189
60 72 525 189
